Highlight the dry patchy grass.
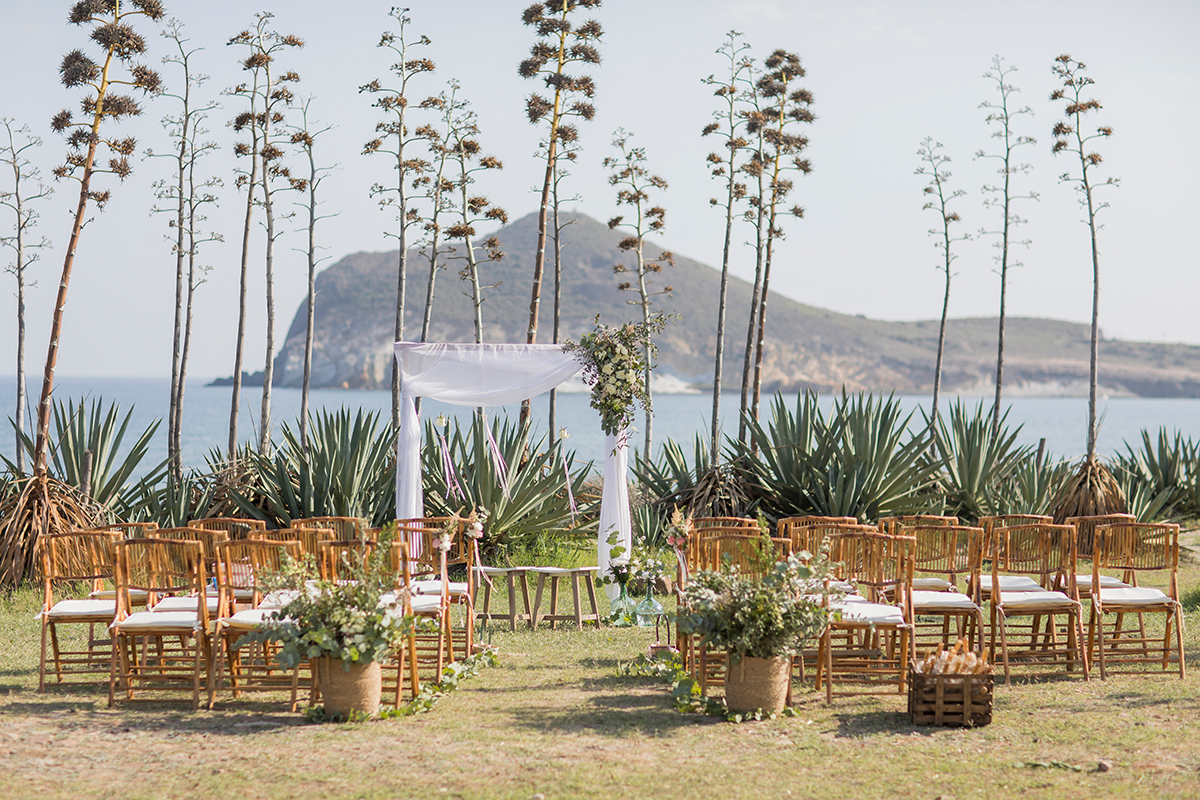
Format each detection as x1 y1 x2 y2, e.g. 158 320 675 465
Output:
1 556 1198 800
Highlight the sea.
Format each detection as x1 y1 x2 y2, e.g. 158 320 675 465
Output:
2 375 1199 477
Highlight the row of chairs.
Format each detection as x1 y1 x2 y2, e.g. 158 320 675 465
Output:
680 513 1185 704
37 516 477 710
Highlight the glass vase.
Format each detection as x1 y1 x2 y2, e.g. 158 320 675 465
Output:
609 583 637 627
635 582 664 628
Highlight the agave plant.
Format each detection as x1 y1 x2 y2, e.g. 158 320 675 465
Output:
230 408 397 527
993 452 1073 516
737 391 940 520
1111 427 1200 520
928 401 1032 523
8 397 164 509
123 469 217 528
422 413 596 556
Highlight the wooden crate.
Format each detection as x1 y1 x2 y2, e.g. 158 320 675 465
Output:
908 671 993 727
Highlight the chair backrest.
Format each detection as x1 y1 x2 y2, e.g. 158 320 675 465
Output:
383 540 415 594
1093 522 1179 595
780 520 873 560
114 538 207 625
878 515 958 535
293 516 365 540
831 531 913 605
697 533 790 577
249 526 335 557
908 525 982 586
689 517 758 565
395 516 468 561
92 521 159 539
213 538 301 613
188 517 267 538
1065 513 1137 556
991 523 1078 593
316 539 377 582
42 531 121 604
151 526 229 566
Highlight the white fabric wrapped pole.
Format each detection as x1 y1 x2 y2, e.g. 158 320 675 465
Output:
597 431 632 602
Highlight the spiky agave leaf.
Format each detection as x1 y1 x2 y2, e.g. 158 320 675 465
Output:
928 400 1032 523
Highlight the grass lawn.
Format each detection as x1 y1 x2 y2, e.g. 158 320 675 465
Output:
2 543 1199 800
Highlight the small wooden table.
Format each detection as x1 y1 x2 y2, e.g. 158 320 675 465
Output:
528 566 601 629
473 566 534 631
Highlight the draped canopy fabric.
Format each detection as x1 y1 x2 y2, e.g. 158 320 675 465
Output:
393 342 630 589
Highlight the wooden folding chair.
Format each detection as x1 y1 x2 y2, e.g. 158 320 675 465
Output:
989 524 1088 683
38 531 121 691
381 541 422 705
816 531 913 702
1064 513 1137 595
108 538 213 709
209 539 304 708
188 517 267 539
396 518 474 656
906 525 985 655
1088 522 1185 680
778 519 869 561
150 527 230 592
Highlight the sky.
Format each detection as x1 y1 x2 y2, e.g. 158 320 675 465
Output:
0 0 1197 380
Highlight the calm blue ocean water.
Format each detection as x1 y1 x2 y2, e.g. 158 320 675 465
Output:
2 375 1199 476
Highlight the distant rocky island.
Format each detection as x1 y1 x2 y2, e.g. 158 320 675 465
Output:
211 212 1200 398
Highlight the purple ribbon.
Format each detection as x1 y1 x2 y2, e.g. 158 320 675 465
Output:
438 431 464 502
562 450 577 521
483 415 511 498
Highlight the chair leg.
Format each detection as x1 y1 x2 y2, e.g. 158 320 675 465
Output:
997 612 1011 685
1174 606 1186 679
38 617 49 693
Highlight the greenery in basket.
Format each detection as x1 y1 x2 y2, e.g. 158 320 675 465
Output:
675 544 835 662
241 523 423 670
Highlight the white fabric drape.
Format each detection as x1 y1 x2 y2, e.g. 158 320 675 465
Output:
395 342 584 521
597 431 632 602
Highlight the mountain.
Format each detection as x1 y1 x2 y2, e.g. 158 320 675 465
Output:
258 211 1200 397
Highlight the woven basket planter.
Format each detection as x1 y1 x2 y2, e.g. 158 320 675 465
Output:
314 657 382 718
908 671 993 727
723 655 790 714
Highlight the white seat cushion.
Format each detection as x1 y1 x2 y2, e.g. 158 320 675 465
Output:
410 596 443 614
527 566 598 575
90 588 150 603
44 598 116 619
997 590 1076 609
836 601 905 625
114 611 201 632
221 608 279 629
1075 574 1130 590
411 579 470 596
1097 587 1171 606
979 575 1043 592
911 590 980 611
259 590 299 609
151 595 219 614
912 577 954 592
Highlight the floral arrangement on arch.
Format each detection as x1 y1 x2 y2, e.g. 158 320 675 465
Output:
565 313 671 437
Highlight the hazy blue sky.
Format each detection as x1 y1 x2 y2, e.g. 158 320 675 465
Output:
1 0 1197 379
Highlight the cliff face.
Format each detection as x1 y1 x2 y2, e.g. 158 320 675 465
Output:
268 212 1200 397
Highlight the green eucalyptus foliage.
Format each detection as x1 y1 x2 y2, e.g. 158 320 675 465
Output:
7 397 164 509
737 391 939 520
675 549 832 660
230 408 396 527
421 414 595 555
929 401 1032 523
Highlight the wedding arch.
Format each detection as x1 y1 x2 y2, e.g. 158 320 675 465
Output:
393 341 631 595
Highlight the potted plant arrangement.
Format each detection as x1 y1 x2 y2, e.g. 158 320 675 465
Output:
675 544 834 714
243 525 421 719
